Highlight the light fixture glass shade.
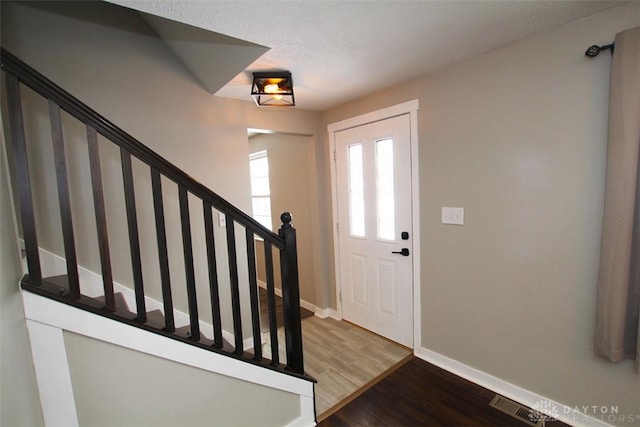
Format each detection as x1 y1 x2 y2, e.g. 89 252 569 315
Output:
251 72 295 107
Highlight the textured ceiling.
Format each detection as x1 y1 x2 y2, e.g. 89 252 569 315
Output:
140 12 268 95
109 0 625 111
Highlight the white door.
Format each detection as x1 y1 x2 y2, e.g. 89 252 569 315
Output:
335 114 413 347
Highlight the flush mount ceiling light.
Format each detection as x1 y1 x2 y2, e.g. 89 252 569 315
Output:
251 72 295 107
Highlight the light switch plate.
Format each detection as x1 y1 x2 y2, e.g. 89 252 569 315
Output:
442 207 464 225
218 212 226 227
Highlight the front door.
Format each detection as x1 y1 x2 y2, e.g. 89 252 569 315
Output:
334 114 413 347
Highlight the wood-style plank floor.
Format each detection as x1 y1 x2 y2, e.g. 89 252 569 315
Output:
303 317 412 415
262 316 412 415
319 357 571 427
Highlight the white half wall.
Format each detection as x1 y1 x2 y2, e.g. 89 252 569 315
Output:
23 291 315 427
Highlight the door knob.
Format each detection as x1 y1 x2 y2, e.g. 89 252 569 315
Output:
391 248 410 256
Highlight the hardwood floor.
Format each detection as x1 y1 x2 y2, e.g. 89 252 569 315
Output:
319 357 571 427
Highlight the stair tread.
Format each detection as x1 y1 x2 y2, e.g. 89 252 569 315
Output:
96 292 131 316
175 324 209 340
43 274 70 289
39 276 234 354
38 276 136 318
40 275 102 310
144 309 166 329
174 325 233 350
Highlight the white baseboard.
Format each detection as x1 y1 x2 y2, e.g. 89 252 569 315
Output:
257 280 318 315
314 307 341 320
37 246 256 350
255 279 341 322
414 347 613 427
300 300 316 314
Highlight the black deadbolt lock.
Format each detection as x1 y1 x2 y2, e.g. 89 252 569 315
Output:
401 231 409 240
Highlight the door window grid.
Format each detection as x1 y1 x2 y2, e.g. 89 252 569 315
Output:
249 150 272 231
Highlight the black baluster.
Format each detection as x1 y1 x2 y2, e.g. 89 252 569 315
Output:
87 126 115 311
152 168 174 331
203 202 223 348
226 218 243 354
49 101 80 299
121 149 146 321
264 241 279 365
5 74 41 283
246 229 262 360
179 186 200 340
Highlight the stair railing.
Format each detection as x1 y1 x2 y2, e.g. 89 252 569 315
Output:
1 48 306 377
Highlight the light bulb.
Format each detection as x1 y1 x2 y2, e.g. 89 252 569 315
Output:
264 84 279 93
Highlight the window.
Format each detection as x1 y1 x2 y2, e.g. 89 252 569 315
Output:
249 150 272 231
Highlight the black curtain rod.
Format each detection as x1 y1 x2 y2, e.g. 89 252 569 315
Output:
585 42 615 57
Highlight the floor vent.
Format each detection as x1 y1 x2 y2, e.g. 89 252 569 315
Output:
489 395 545 426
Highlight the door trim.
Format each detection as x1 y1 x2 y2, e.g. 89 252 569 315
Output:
327 99 420 349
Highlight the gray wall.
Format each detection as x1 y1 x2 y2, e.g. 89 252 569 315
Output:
249 133 317 305
322 3 640 422
63 331 300 427
0 119 44 425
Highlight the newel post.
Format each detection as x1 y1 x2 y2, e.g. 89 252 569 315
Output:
279 212 304 374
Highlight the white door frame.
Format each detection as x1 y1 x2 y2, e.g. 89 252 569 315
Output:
327 99 420 348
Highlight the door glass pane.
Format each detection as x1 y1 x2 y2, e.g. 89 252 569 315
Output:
348 144 365 237
376 138 395 240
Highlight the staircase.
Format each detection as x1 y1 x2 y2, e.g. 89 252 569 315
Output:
1 47 315 420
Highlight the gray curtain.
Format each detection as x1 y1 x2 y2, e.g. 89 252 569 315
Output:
594 26 640 372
